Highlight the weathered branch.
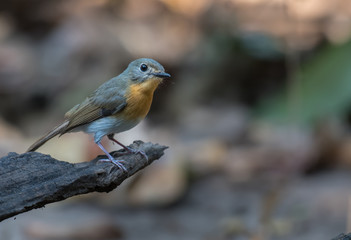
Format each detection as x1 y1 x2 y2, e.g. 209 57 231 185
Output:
0 141 168 222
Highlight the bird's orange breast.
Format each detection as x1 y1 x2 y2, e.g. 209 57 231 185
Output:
122 79 160 121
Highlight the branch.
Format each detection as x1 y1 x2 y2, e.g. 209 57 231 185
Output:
0 140 168 222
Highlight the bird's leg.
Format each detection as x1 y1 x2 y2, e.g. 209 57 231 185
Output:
107 134 131 151
107 134 148 162
96 141 127 171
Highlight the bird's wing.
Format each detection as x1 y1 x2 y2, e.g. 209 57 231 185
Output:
63 86 127 133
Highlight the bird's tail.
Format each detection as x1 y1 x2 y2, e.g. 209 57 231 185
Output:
27 121 69 152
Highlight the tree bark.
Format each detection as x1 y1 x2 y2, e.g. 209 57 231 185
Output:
0 141 168 222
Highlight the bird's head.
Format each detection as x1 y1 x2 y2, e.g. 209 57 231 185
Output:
124 58 171 93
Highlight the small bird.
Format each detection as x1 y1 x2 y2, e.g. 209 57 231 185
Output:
27 58 171 171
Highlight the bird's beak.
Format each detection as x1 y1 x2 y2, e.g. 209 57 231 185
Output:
151 72 171 78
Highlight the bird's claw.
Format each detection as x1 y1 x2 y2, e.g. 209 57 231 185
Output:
99 158 127 172
126 147 148 162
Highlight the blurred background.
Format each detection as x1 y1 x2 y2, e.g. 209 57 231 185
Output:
1 0 351 239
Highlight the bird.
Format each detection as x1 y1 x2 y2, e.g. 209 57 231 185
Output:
27 58 171 171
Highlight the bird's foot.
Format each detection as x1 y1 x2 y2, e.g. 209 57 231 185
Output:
99 158 127 172
96 141 127 171
125 147 148 162
106 135 148 162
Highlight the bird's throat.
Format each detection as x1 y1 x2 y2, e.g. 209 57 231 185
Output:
123 80 160 120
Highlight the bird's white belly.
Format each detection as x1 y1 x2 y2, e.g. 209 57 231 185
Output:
77 116 141 143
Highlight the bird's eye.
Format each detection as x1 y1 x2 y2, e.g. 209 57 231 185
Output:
140 64 148 72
